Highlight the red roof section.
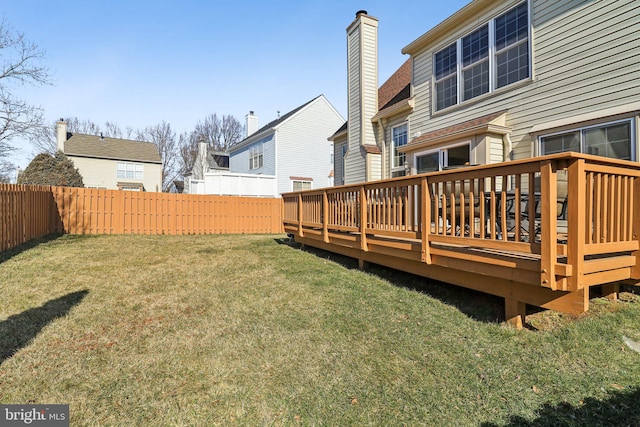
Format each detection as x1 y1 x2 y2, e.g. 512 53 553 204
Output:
407 111 507 148
378 58 412 110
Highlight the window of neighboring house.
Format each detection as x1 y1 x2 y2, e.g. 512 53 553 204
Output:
391 123 408 177
341 144 348 185
415 143 471 174
249 144 264 170
433 1 529 111
117 162 144 179
540 120 634 161
292 180 312 191
117 182 144 191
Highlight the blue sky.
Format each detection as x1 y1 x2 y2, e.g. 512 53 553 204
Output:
2 0 469 171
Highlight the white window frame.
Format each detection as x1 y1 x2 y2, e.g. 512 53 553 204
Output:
292 179 312 192
413 142 471 174
539 119 636 161
117 162 144 180
249 144 264 170
432 0 531 112
391 122 409 177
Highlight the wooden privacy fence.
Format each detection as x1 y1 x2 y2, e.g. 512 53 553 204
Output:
1 185 283 253
0 184 60 253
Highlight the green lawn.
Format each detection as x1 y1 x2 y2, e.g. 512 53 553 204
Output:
1 234 639 426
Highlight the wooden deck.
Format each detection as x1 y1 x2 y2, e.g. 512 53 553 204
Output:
282 153 640 328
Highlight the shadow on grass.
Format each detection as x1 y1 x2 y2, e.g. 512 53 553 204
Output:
275 237 505 324
0 234 64 265
0 290 89 365
481 387 640 426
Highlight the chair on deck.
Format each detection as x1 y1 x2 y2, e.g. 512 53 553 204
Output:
517 174 568 241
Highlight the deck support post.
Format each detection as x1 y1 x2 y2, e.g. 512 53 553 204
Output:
358 259 368 270
632 178 640 279
421 177 432 264
567 159 586 291
540 161 558 290
322 190 329 243
359 187 368 252
505 297 526 330
601 283 620 302
297 193 304 238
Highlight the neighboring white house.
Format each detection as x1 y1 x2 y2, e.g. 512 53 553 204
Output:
187 95 344 196
335 1 640 183
185 140 278 197
56 120 163 191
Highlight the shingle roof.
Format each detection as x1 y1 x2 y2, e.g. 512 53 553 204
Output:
378 58 412 110
404 111 508 149
64 134 162 163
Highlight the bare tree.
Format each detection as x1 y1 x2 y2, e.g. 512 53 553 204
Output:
220 114 243 150
177 131 199 175
136 121 177 192
193 113 244 151
0 19 50 160
0 159 14 183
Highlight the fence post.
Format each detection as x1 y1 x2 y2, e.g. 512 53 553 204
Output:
566 158 585 291
540 160 558 290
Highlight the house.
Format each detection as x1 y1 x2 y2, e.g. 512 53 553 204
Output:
56 120 163 191
228 95 344 195
335 0 640 184
185 139 278 197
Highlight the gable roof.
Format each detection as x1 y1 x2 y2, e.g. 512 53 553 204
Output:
378 58 412 111
64 133 162 163
329 58 412 140
231 95 325 152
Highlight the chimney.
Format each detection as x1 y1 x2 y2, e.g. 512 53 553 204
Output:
56 118 67 152
346 10 379 182
198 139 208 174
245 111 259 138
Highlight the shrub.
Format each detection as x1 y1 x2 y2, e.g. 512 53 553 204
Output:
17 151 84 187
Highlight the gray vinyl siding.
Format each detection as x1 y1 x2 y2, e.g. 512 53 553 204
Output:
229 133 274 175
276 97 344 194
334 138 347 186
384 117 410 179
409 0 640 164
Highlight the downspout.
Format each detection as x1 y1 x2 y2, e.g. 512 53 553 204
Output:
503 133 513 190
503 133 512 162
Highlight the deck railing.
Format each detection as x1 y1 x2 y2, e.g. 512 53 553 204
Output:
283 153 640 294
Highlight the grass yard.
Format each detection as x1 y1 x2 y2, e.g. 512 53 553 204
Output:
1 234 639 426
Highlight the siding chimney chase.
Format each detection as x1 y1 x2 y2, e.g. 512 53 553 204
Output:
245 111 259 138
56 119 67 152
345 10 379 183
